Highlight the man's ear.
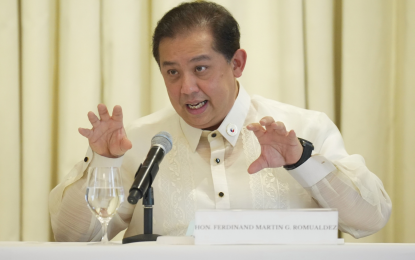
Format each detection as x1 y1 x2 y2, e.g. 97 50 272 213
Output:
231 49 247 78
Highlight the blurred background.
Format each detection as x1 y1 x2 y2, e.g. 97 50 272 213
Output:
0 0 414 243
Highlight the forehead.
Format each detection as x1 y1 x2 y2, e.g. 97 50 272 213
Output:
159 29 217 63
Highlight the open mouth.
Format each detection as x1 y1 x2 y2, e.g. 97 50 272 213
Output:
187 100 207 110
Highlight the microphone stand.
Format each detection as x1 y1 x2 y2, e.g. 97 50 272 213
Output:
122 167 161 244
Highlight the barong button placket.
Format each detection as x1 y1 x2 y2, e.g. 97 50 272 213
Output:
208 132 230 209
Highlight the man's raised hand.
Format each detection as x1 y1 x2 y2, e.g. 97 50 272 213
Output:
78 104 132 158
246 116 303 174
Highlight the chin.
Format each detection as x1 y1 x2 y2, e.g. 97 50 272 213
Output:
184 118 210 129
188 121 208 129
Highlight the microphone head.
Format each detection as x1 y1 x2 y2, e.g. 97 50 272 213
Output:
151 131 173 154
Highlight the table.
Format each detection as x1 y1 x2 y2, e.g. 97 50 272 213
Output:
1 242 414 260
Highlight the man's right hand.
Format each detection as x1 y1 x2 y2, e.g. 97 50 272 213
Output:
78 104 132 158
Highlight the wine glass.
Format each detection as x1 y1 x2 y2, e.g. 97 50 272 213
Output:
86 167 124 244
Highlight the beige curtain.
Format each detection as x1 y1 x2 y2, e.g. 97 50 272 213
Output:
0 0 413 243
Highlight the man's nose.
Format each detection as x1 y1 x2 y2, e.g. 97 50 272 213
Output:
180 73 199 94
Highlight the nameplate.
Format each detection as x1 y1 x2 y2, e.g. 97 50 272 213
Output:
194 209 338 245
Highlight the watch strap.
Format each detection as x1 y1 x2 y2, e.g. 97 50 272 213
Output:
283 138 314 170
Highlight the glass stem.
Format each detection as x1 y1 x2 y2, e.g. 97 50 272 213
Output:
101 220 109 243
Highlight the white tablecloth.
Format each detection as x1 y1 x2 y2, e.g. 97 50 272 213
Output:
1 242 414 260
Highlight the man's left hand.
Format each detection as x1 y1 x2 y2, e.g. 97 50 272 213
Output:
246 116 303 174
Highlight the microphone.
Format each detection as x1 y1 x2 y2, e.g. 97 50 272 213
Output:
127 131 173 205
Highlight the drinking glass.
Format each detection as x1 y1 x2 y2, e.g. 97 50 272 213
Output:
86 167 124 244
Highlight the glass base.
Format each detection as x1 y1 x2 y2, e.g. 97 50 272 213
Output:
87 241 122 246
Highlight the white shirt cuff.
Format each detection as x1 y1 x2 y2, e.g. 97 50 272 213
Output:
287 155 336 187
88 148 124 168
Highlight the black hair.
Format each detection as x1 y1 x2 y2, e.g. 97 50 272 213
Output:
152 1 240 65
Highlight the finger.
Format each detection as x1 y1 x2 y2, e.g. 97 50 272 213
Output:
287 130 300 144
87 111 100 128
112 105 123 122
78 127 93 138
246 123 265 132
272 121 287 135
118 128 132 151
97 104 110 121
259 116 275 127
112 128 132 156
246 123 266 138
247 156 269 174
121 136 133 152
121 138 133 151
288 129 297 138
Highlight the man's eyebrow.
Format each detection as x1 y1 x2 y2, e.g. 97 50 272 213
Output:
162 61 177 67
161 55 211 67
190 55 211 62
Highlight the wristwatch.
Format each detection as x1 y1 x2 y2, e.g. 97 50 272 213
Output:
283 138 314 170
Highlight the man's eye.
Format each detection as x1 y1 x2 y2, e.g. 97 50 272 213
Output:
168 70 178 75
195 66 207 72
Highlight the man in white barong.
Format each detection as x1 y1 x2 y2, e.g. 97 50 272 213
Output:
49 1 391 242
